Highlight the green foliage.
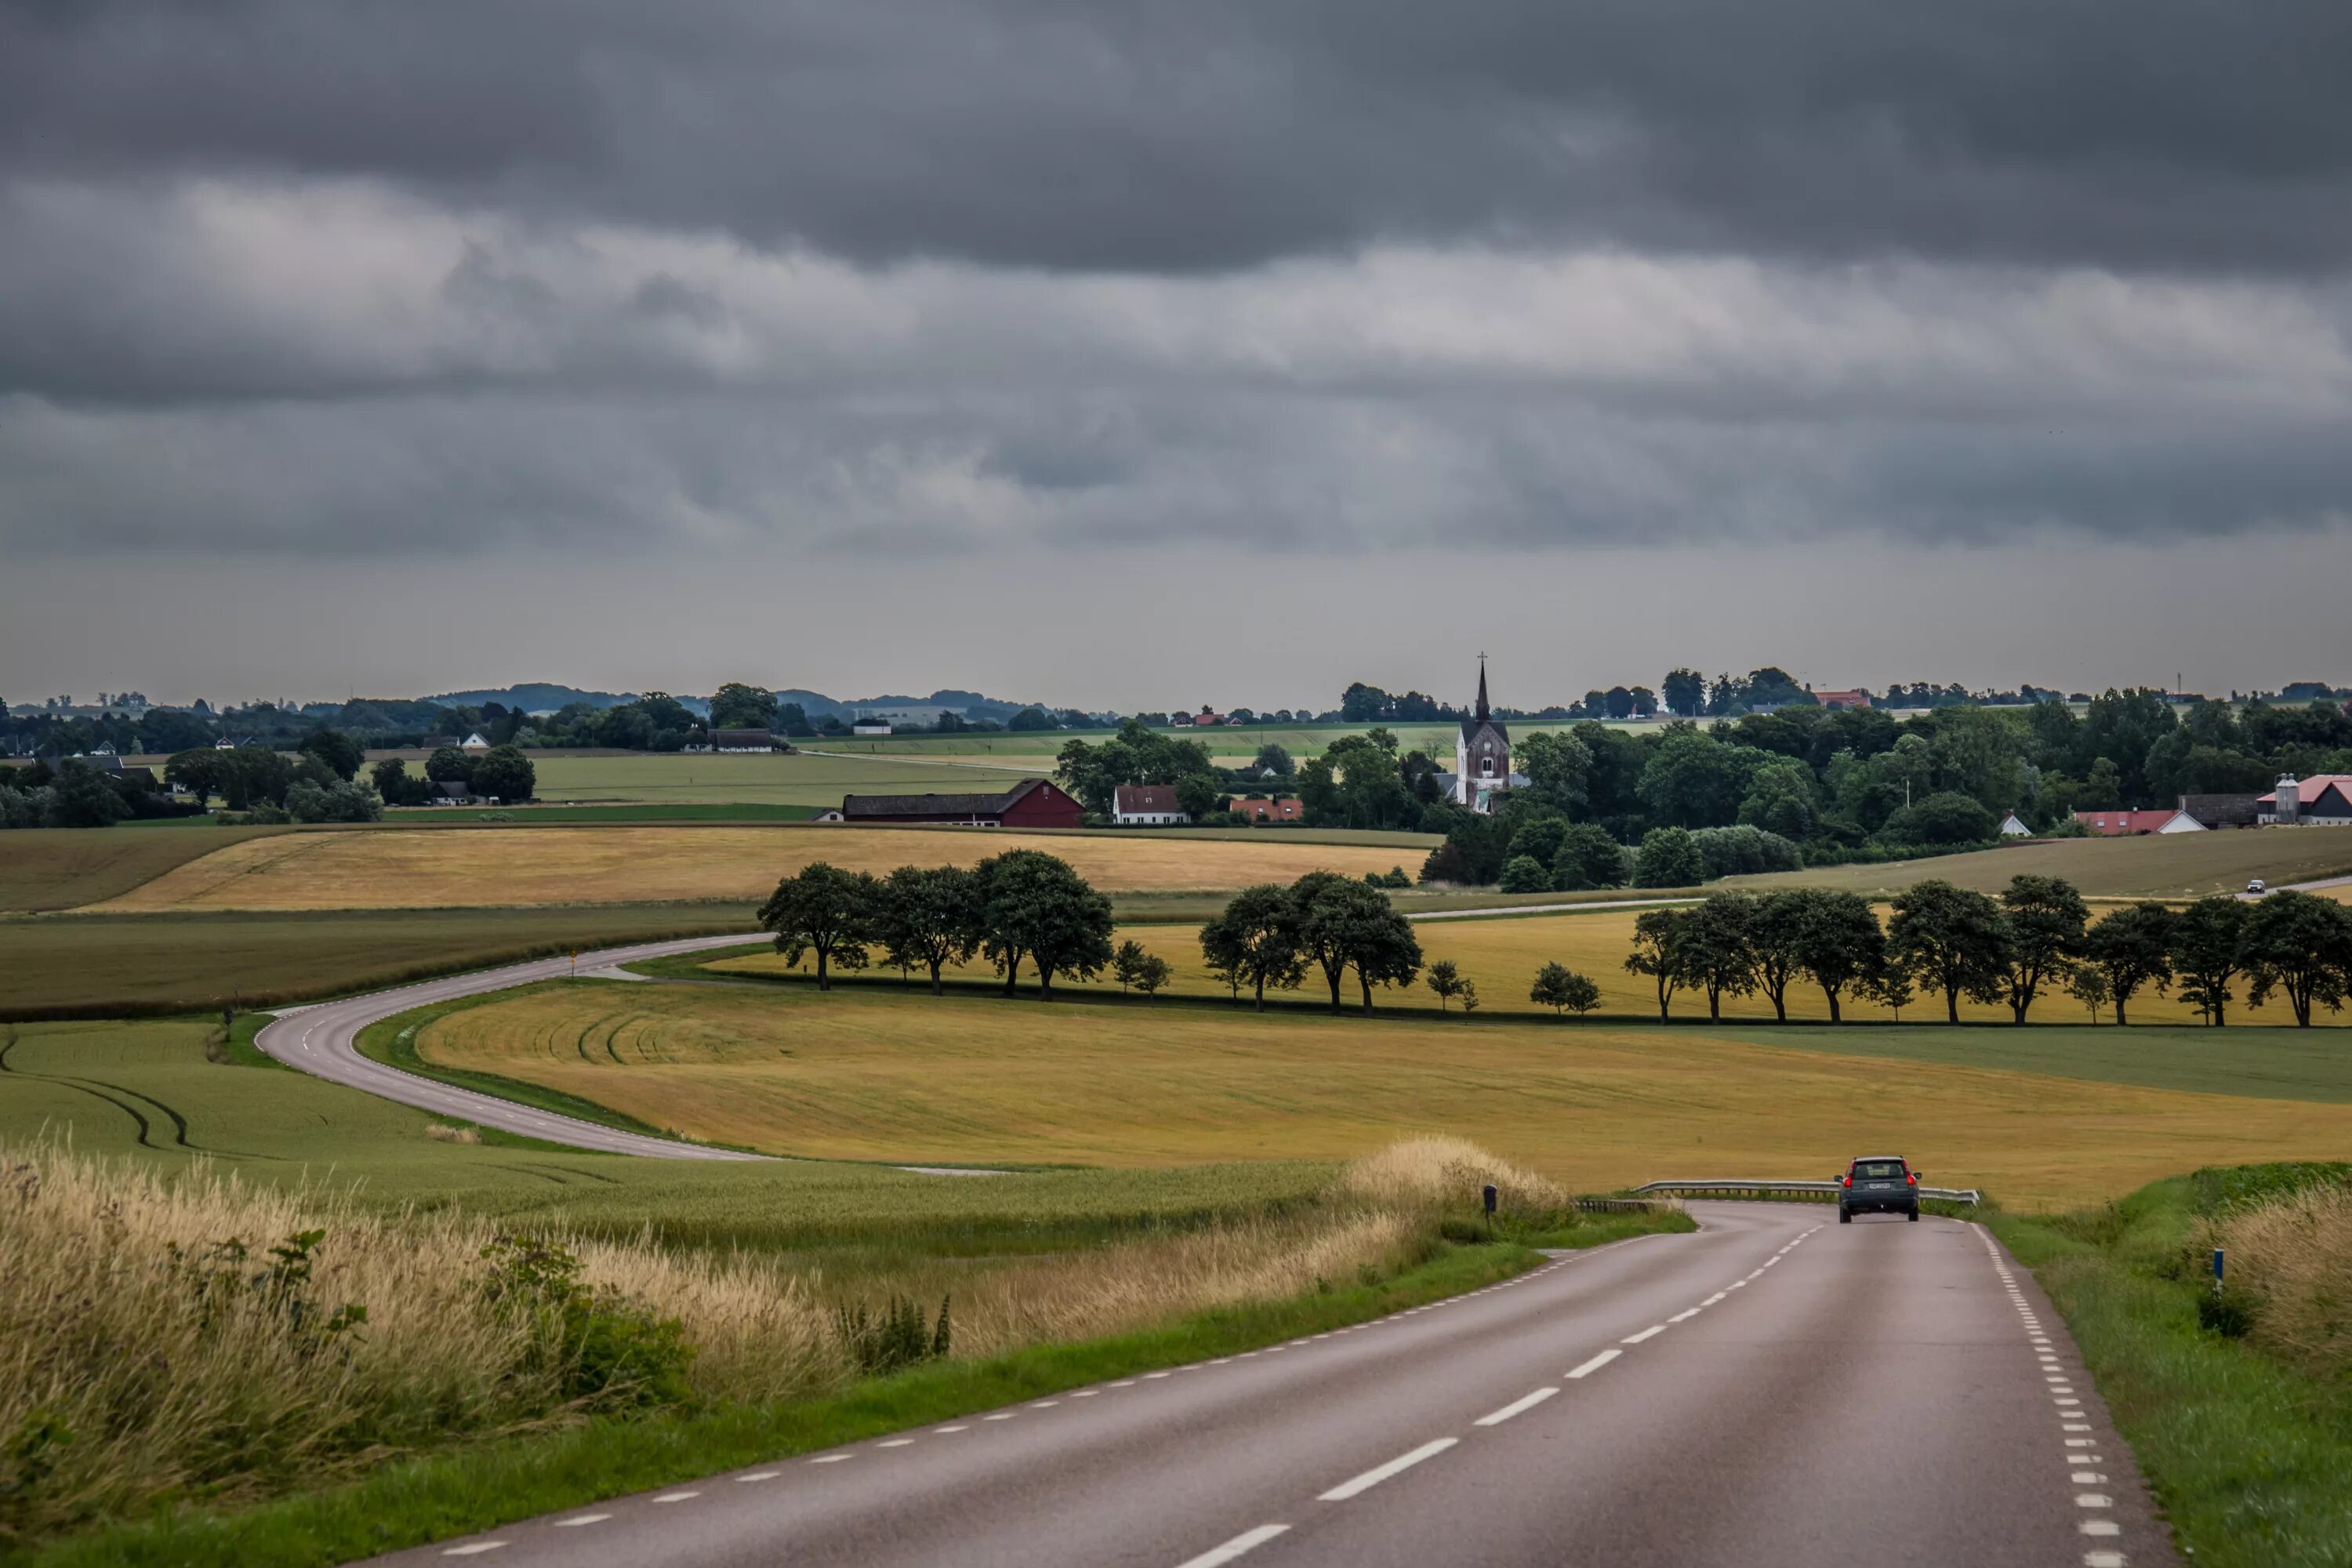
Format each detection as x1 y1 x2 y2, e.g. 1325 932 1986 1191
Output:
1497 855 1551 894
976 849 1116 997
284 779 383 824
1996 873 2089 1025
1528 963 1601 1020
369 757 433 807
759 862 878 989
1638 728 1759 829
1632 826 1704 887
873 865 983 994
1679 891 1759 1022
1423 959 1469 1013
832 1294 953 1377
1878 789 1998 845
1054 720 1215 815
1688 823 1802 878
2241 890 2352 1028
469 745 537 805
1200 884 1308 1011
2083 900 2179 1025
480 1237 695 1410
708 682 781 731
1551 822 1628 890
296 730 365 782
1887 879 2009 1024
1290 871 1421 1012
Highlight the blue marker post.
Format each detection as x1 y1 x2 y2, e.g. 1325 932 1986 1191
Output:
2212 1247 2225 1297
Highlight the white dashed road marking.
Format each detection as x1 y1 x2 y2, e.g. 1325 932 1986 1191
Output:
1474 1387 1559 1426
1174 1523 1292 1568
1319 1437 1458 1501
1566 1349 1621 1379
1621 1325 1666 1344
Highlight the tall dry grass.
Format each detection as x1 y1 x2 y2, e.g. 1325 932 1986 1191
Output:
2212 1182 2352 1376
0 1134 1521 1544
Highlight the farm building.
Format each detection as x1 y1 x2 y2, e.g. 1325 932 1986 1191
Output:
2074 808 2205 836
840 778 1083 829
1813 688 1873 710
2178 793 2263 829
1112 784 1189 826
1233 797 1305 824
1998 812 2032 837
2259 774 2352 826
851 720 892 736
709 728 787 753
459 732 492 754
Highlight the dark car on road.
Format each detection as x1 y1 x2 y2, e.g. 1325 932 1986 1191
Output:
1839 1156 1921 1222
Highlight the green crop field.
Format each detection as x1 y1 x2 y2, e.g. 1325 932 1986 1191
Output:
0 1016 1334 1254
0 905 757 1020
1731 831 2352 900
524 749 1043 808
410 976 2352 1206
0 825 292 912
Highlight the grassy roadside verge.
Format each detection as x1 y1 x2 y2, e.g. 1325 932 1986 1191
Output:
18 1232 1656 1568
1991 1181 2352 1568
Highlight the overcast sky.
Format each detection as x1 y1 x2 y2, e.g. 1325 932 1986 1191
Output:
4 0 2349 709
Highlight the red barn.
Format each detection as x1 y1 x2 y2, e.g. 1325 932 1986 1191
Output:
840 778 1083 829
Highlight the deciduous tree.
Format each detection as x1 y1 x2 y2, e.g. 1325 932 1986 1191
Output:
758 862 877 990
978 850 1113 999
875 865 983 995
2172 896 2249 1026
1293 873 1421 1013
1530 964 1602 1021
1424 960 1470 1013
1887 880 2009 1024
1199 884 1305 1011
2082 901 2178 1025
1787 889 1884 1024
1996 874 2089 1025
2242 891 2352 1028
1624 907 1690 1022
1680 892 1759 1022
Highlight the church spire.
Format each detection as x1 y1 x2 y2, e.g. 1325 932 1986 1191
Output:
1475 654 1490 721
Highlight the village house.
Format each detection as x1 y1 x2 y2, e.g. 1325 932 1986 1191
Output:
1813 688 1873 711
708 728 786 753
1112 784 1189 826
1232 797 1304 824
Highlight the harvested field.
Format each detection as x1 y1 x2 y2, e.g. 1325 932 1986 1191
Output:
89 826 1417 913
413 978 2352 1205
0 824 289 913
1726 831 2352 900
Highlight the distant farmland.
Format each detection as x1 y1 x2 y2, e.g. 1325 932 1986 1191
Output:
89 825 1423 913
1727 831 2352 900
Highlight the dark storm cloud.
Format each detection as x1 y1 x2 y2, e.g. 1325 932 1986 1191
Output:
5 0 2352 274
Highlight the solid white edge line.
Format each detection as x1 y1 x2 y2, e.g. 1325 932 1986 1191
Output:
1175 1523 1292 1568
1474 1386 1559 1426
1566 1348 1621 1379
1318 1438 1459 1501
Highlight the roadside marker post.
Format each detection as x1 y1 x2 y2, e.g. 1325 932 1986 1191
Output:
2212 1248 2224 1297
1483 1184 1498 1217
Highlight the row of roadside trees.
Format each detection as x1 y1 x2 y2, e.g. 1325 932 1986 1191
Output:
1628 880 2352 1028
759 851 1117 999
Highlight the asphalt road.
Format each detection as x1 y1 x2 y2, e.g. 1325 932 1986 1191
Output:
367 1203 2173 1568
252 933 767 1160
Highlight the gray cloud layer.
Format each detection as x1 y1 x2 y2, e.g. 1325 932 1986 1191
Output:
2 0 2349 587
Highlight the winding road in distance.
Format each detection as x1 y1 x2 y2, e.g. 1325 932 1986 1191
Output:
253 933 767 1159
366 1202 2174 1568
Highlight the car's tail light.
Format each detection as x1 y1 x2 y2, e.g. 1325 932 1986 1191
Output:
1842 1174 1852 1188
1907 1173 1918 1185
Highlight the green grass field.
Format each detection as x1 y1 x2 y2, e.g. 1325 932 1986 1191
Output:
824 717 1655 769
526 750 1043 808
0 906 757 1020
0 1016 1335 1254
0 826 292 912
1732 830 2352 900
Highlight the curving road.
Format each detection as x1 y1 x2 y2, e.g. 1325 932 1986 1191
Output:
253 934 768 1160
361 1203 2170 1568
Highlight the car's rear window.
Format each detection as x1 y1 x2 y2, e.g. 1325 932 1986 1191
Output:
1852 1161 1907 1180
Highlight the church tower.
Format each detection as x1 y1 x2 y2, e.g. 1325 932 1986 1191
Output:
1454 657 1512 814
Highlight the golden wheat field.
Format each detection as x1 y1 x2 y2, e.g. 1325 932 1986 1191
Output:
414 979 2352 1206
710 907 2298 1028
89 826 1414 913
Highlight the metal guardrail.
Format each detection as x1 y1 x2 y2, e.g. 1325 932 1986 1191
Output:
1631 1178 1983 1206
1571 1196 1673 1214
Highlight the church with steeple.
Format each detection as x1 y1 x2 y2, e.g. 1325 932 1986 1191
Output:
1444 657 1519 815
